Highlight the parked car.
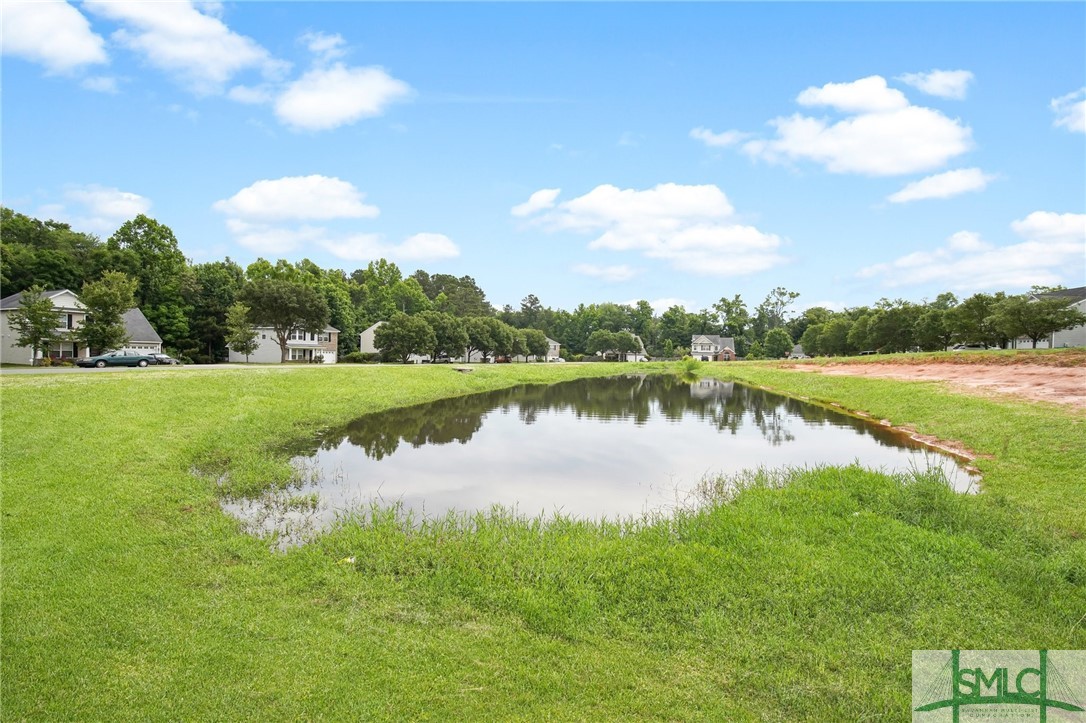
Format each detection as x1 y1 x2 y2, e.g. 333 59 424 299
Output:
76 350 159 368
148 353 181 365
951 343 989 351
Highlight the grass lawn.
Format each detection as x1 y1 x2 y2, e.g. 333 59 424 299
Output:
2 361 1084 719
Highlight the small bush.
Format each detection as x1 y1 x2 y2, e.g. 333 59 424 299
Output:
341 351 380 364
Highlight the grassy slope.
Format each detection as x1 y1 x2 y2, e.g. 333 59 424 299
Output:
2 361 1084 720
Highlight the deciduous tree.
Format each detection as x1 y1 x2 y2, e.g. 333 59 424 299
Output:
225 301 259 362
8 285 59 364
238 279 329 363
76 271 137 354
374 312 436 364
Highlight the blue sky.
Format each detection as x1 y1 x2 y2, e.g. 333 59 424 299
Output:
3 1 1084 314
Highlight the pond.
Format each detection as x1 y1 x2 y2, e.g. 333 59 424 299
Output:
224 374 977 542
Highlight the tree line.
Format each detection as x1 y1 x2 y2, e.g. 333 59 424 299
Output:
3 207 1082 363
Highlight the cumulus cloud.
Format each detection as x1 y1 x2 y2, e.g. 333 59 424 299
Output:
1051 88 1086 133
572 264 639 282
796 75 909 113
723 75 972 176
689 127 751 148
511 188 561 217
300 31 347 63
83 0 287 94
518 183 787 277
857 211 1086 291
886 168 995 203
2 0 108 73
36 184 152 233
225 219 327 255
214 176 456 261
213 175 379 221
274 64 412 131
321 232 460 262
898 69 974 100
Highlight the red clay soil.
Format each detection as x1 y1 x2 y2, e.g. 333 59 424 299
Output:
789 362 1086 409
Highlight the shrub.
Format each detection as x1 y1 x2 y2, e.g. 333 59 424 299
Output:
341 351 380 364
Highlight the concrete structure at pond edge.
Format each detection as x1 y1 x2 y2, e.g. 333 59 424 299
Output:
690 334 736 362
0 288 162 364
229 326 339 364
361 321 562 363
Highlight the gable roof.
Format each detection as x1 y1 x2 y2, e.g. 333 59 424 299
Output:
691 334 736 350
123 308 163 344
0 288 83 310
1033 286 1086 304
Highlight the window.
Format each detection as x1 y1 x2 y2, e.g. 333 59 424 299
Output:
289 329 312 342
289 348 310 361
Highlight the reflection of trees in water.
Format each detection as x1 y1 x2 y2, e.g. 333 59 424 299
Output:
294 374 917 461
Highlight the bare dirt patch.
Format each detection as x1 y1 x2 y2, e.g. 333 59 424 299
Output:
791 362 1086 409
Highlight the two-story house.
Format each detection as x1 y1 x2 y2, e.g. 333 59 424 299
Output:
0 289 162 364
229 326 339 363
689 334 736 362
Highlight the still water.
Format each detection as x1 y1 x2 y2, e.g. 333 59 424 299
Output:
225 375 976 541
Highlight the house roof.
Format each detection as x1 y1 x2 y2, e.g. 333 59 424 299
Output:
691 334 736 350
1033 286 1086 304
123 308 163 344
255 325 340 333
0 288 82 310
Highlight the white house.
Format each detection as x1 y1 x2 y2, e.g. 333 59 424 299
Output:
690 334 736 361
0 288 162 364
545 337 562 362
1018 286 1086 349
120 308 164 355
230 326 339 363
360 320 430 363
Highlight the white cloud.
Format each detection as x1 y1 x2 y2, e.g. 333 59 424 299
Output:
1051 88 1086 133
572 264 639 282
321 232 460 263
898 70 974 100
2 0 108 73
81 75 120 94
227 84 273 104
511 188 561 217
213 175 379 221
214 176 455 261
886 168 995 203
523 183 787 277
1010 211 1086 243
274 64 412 131
225 219 327 255
689 127 751 148
83 0 287 94
66 185 151 219
624 298 695 315
36 184 152 233
796 75 909 113
946 231 991 253
301 31 347 63
729 75 972 176
858 211 1086 291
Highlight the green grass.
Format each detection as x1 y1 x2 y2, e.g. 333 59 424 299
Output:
2 361 1084 719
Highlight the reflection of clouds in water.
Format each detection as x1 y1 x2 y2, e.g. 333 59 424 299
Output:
226 375 977 544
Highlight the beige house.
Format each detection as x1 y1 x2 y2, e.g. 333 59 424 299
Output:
690 334 736 361
0 288 162 364
230 326 339 363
